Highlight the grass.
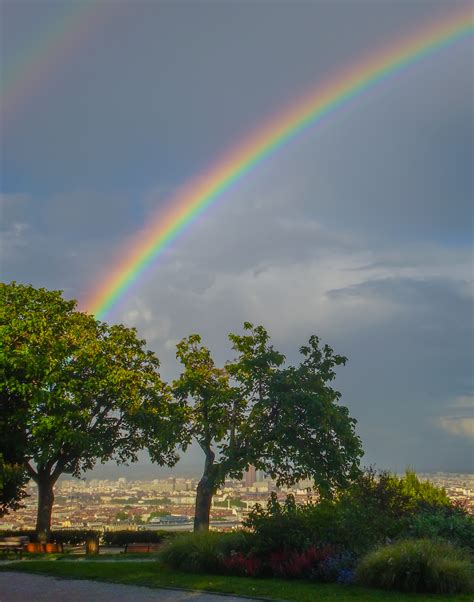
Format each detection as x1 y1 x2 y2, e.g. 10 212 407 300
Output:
356 539 473 595
1 559 472 601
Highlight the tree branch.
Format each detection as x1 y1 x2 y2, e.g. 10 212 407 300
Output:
24 460 38 483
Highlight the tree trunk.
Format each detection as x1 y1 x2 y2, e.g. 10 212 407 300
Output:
194 478 214 531
36 477 54 542
194 447 216 532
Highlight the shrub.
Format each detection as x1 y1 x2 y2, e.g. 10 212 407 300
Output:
269 545 335 579
356 539 473 594
245 469 455 556
244 493 317 555
313 550 356 584
52 530 100 545
406 504 474 551
102 530 174 546
0 529 36 542
160 531 251 573
220 541 338 580
221 552 262 577
0 529 99 545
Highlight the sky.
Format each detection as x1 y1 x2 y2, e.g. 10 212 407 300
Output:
1 0 473 479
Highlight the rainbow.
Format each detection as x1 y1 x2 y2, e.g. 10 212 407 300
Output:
0 2 106 124
84 8 473 320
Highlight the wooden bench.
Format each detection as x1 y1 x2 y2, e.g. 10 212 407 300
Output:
0 536 29 556
123 543 160 554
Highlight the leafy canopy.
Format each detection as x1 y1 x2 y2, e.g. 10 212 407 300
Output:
0 282 183 485
174 322 362 494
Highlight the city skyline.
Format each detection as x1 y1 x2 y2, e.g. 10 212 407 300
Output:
5 471 473 533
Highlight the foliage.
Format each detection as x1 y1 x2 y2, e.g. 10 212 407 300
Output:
0 355 29 515
115 511 131 522
313 550 356 584
355 539 474 594
0 454 28 517
0 529 100 545
244 492 318 554
406 504 474 551
160 531 251 572
50 530 100 545
0 282 184 535
245 470 459 556
102 530 174 546
0 528 178 546
221 552 263 577
160 529 351 583
221 545 338 580
268 545 336 579
396 470 451 508
173 322 362 529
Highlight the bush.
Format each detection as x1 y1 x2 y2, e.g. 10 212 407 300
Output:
313 550 356 584
160 531 251 573
161 529 348 582
243 493 317 555
52 530 101 545
102 530 175 546
0 529 99 545
0 529 36 542
244 469 456 556
406 504 474 551
356 539 473 594
268 545 335 579
221 552 262 577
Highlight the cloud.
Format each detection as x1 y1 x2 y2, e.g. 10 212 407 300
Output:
437 396 474 440
439 417 474 439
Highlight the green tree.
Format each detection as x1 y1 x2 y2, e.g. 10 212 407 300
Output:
173 322 362 531
0 388 29 516
0 282 183 540
115 511 130 522
0 456 28 517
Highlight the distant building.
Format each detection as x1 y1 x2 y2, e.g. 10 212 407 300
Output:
244 465 256 487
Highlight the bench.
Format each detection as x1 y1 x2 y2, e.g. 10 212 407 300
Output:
123 543 160 554
0 536 29 556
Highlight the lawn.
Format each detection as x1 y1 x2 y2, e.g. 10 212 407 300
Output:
1 559 471 601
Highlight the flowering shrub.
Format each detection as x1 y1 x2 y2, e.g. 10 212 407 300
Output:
221 552 262 577
160 531 251 573
313 550 356 584
269 545 335 579
337 568 355 584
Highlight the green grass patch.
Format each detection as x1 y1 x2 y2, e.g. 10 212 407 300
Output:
1 560 472 601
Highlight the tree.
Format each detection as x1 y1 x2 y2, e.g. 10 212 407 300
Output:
0 455 28 517
173 322 363 531
0 386 29 516
0 282 183 540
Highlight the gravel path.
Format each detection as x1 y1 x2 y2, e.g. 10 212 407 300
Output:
0 572 261 602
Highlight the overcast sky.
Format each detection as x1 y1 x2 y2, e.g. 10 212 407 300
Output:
1 0 473 479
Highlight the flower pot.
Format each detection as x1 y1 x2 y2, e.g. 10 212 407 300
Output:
86 535 99 555
26 542 44 553
45 543 61 553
